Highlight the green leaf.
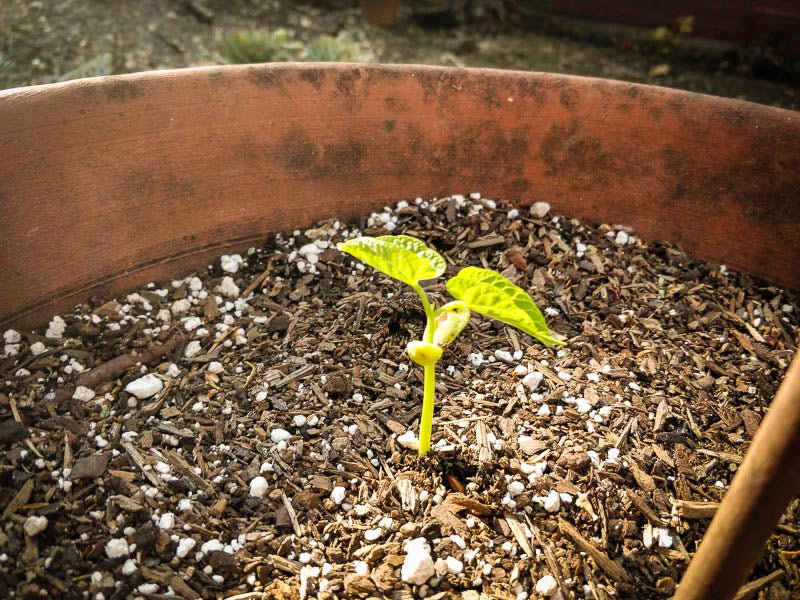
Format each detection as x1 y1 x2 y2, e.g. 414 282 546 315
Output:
446 266 565 346
337 235 446 287
432 301 471 346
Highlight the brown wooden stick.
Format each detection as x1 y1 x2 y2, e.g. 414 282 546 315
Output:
558 517 631 584
672 499 719 520
52 333 183 404
732 570 784 600
674 350 800 600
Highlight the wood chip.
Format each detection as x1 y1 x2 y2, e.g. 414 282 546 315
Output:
266 554 302 575
164 449 216 494
672 499 720 520
141 565 201 599
558 517 632 583
120 440 164 490
281 491 303 537
696 448 743 464
626 458 656 494
504 513 533 555
395 478 418 514
626 488 664 525
475 420 493 464
1 478 34 521
733 570 784 600
653 398 670 432
68 453 109 480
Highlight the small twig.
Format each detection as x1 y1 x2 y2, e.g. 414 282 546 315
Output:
121 440 164 490
439 415 491 426
244 361 257 388
208 328 233 354
559 517 632 583
25 439 44 459
614 416 636 450
529 518 570 598
241 267 271 297
732 570 784 600
1 478 34 522
224 593 265 600
281 492 303 537
53 333 183 404
626 488 665 525
8 395 23 424
672 499 719 520
504 513 532 555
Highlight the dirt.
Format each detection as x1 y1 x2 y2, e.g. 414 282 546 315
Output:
1 1 798 112
1 194 798 598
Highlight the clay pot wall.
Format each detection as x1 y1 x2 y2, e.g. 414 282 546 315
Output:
1 64 798 329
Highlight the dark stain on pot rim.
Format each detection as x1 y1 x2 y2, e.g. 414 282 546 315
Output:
333 70 361 107
384 96 411 113
207 69 231 89
661 144 800 226
278 127 366 178
246 67 290 95
425 122 531 181
539 120 611 186
514 78 547 107
411 68 467 103
106 79 144 102
298 67 326 91
559 88 579 110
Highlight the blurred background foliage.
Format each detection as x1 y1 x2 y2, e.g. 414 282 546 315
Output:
0 0 797 110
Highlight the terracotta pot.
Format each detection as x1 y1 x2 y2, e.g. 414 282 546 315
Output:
1 63 797 330
361 0 402 27
1 63 799 600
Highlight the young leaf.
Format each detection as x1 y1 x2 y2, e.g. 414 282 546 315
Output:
337 235 446 287
446 266 565 346
432 301 471 346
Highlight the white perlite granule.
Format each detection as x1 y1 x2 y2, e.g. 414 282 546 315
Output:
220 254 244 273
45 316 67 338
176 537 197 558
270 428 291 443
158 512 175 530
530 202 551 218
3 329 21 344
216 276 240 298
184 340 202 358
249 476 268 498
544 489 561 513
522 371 543 392
401 537 435 585
330 486 346 505
72 386 96 402
535 574 558 596
124 374 163 399
397 430 420 450
105 538 130 559
23 515 48 537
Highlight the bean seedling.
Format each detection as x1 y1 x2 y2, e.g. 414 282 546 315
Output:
338 234 564 456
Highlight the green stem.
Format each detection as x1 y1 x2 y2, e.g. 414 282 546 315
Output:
412 283 437 456
418 362 436 456
413 283 436 343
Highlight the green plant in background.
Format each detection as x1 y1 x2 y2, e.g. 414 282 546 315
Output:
220 28 303 64
220 29 359 65
637 15 695 55
301 32 357 62
339 235 563 456
0 52 14 89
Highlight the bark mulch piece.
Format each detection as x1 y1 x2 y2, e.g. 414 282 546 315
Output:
1 194 798 599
